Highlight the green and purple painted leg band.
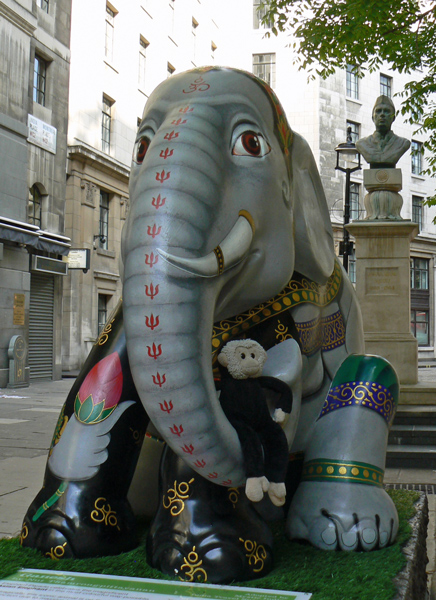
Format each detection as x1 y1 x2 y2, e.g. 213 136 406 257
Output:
301 459 384 488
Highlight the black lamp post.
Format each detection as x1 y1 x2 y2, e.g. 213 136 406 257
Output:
335 127 361 272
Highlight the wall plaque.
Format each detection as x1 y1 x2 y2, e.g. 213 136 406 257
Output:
13 293 25 325
365 267 399 295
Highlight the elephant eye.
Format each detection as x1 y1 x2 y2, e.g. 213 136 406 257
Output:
232 131 271 157
133 135 152 164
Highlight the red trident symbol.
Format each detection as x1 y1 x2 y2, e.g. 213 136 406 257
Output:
156 170 171 184
145 252 159 268
147 224 162 239
170 424 184 437
160 148 173 160
145 314 159 330
222 480 232 486
152 372 166 387
147 343 162 360
194 459 206 468
159 400 173 413
164 131 179 141
151 195 166 209
208 472 218 479
181 444 194 455
145 283 159 300
171 118 187 126
179 106 194 114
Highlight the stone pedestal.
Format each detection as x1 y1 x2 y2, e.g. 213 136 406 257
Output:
346 221 419 384
363 168 403 220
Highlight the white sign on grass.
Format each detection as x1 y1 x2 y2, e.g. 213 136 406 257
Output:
0 569 312 600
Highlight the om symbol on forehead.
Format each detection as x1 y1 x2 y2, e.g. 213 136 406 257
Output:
183 76 211 94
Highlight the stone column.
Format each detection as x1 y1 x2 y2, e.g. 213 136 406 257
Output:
346 221 419 384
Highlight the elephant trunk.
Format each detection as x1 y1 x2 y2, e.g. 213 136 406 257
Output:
123 104 246 487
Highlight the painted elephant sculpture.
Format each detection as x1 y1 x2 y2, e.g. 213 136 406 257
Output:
22 67 399 583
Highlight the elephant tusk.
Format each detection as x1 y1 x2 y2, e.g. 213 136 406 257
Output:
157 210 255 278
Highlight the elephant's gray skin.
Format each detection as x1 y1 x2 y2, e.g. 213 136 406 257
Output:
22 67 399 576
122 66 398 553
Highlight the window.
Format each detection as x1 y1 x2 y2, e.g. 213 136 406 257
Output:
411 309 429 346
98 294 110 334
253 1 273 29
138 37 149 90
350 182 361 220
28 185 42 227
36 0 49 12
412 196 423 232
167 62 175 77
411 257 429 290
346 65 359 100
99 191 109 250
33 54 47 106
105 4 116 63
101 95 113 153
380 74 392 97
253 53 276 88
346 121 360 144
411 140 423 175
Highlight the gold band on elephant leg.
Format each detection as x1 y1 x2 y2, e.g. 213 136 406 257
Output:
213 246 224 275
301 459 384 488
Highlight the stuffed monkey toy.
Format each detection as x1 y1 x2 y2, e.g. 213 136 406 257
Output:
217 339 292 507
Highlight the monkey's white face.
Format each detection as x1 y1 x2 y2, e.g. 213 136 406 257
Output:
218 340 267 380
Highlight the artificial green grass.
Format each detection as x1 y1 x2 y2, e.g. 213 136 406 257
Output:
0 489 421 600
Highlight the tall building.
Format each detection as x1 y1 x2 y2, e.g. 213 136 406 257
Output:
63 0 225 371
0 0 71 386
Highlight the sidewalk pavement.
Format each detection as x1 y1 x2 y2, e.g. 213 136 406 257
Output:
1 372 436 594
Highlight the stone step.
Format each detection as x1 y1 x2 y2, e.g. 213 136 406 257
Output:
393 405 436 426
386 445 436 469
389 424 436 446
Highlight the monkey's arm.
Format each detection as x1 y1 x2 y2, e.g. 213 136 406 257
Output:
258 376 293 414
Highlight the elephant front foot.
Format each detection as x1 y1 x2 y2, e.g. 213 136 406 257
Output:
147 447 274 583
287 481 398 551
21 478 139 559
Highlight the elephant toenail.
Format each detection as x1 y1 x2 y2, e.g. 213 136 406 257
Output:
380 531 388 545
321 527 337 545
341 531 357 547
362 528 376 544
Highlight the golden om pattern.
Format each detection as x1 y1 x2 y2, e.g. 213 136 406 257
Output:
45 542 67 560
163 478 195 516
239 538 267 573
179 546 208 582
275 320 293 343
228 487 240 508
96 318 115 346
19 523 28 546
90 497 120 531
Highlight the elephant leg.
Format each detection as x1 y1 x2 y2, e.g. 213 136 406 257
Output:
147 445 274 584
21 302 149 559
287 354 399 551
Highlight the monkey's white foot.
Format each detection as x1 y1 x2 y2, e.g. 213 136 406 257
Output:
245 477 269 502
268 482 286 507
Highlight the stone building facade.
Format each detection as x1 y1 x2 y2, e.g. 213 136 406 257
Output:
0 0 71 386
62 0 226 372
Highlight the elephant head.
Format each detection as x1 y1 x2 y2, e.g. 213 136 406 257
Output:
122 67 334 488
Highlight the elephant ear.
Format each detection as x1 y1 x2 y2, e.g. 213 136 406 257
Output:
290 132 335 284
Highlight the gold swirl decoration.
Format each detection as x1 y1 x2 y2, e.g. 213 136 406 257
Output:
321 311 346 352
163 478 195 516
90 497 120 530
239 538 267 573
211 260 342 361
96 317 115 346
228 487 240 508
19 523 28 546
179 546 208 582
295 316 322 356
45 542 67 560
319 381 395 425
